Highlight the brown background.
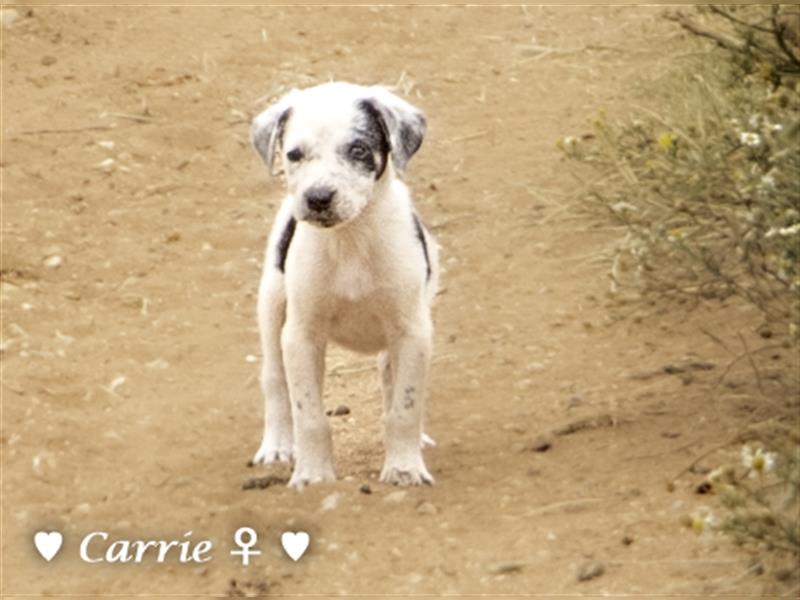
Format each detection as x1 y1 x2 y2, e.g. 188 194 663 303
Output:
1 6 790 598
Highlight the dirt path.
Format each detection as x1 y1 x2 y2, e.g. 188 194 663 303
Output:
2 6 790 598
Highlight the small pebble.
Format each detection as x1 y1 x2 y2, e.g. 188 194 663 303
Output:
320 492 341 512
242 475 286 490
488 561 524 575
145 358 170 370
359 484 372 495
695 482 712 495
43 255 63 269
577 561 605 582
326 405 350 416
622 535 634 546
109 375 126 392
383 490 407 504
94 158 115 171
525 435 552 453
416 501 438 515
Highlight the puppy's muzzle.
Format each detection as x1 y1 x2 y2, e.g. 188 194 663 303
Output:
303 186 338 227
305 186 335 213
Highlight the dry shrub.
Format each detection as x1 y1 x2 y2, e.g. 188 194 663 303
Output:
561 5 800 574
561 5 800 338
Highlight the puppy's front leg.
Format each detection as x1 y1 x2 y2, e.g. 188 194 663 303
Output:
252 272 293 465
381 325 434 486
282 321 336 489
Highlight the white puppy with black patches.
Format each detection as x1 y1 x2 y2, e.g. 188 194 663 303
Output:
249 82 438 490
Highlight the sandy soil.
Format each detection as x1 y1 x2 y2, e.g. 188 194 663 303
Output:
2 6 797 598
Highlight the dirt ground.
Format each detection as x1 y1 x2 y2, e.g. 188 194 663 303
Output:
2 5 798 599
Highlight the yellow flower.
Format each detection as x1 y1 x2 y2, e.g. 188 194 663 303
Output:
741 446 777 477
658 132 677 151
688 508 716 534
668 228 687 242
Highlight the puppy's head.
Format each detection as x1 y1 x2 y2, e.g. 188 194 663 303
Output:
251 82 426 228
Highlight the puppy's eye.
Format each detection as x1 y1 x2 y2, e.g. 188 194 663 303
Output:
286 148 304 163
348 142 370 161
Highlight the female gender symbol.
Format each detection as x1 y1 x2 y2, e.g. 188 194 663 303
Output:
230 527 261 566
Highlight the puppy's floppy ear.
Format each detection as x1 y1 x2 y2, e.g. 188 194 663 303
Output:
363 87 426 173
250 90 297 175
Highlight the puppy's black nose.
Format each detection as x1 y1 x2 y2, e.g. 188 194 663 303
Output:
305 187 335 212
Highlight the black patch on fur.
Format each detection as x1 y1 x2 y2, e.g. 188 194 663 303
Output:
343 140 376 172
275 108 291 143
412 214 431 281
399 113 426 162
276 217 296 273
253 107 292 170
355 99 391 178
403 385 416 409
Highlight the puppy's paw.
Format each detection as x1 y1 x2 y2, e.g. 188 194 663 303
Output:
380 458 434 487
251 434 294 465
287 461 336 490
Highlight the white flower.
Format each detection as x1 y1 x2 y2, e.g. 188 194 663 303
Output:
760 174 776 189
689 507 716 534
739 132 762 147
741 446 777 477
562 136 578 147
770 123 783 134
708 467 726 482
781 223 800 236
766 223 800 238
611 201 638 214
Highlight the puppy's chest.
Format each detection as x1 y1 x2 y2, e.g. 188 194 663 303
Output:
325 263 402 353
327 257 383 300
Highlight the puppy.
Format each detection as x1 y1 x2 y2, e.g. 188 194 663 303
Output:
249 82 439 489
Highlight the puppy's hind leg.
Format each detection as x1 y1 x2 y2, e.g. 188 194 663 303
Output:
252 270 294 464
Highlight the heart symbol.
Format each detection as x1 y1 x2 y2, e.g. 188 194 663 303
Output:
34 531 63 561
280 531 310 561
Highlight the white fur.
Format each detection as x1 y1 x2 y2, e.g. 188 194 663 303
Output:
250 82 439 489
